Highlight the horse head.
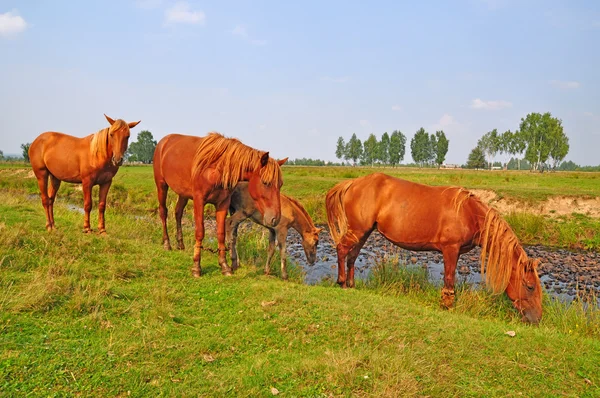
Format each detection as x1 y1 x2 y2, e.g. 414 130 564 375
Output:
302 227 323 265
104 114 141 166
505 258 543 324
247 155 286 227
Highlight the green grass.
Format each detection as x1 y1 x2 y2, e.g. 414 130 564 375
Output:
1 166 600 396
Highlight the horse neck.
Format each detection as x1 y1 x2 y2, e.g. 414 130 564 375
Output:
286 197 314 235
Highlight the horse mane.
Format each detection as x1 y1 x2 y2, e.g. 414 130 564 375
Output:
283 194 316 229
458 192 528 294
326 179 356 245
192 132 282 189
90 128 109 159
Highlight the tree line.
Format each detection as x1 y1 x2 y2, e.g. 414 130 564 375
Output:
466 112 570 171
335 129 449 167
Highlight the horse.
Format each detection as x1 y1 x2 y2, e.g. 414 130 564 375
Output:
29 114 141 233
325 173 543 323
227 181 323 280
153 132 286 277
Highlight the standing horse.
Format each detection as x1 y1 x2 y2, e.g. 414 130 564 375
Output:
227 182 323 280
153 133 286 277
29 115 141 233
326 173 543 323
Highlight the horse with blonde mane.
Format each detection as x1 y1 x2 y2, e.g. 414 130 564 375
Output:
227 182 322 280
153 133 286 277
326 173 543 323
29 114 141 233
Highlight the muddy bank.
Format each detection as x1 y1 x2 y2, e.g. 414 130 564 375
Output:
284 227 600 303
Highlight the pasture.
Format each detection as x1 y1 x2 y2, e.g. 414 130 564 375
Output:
1 164 599 396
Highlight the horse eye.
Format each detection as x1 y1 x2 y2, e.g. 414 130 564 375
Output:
526 285 535 292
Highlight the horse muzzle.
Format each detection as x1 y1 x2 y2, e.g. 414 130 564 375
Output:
112 157 124 166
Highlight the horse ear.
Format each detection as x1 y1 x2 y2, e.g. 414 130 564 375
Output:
260 152 269 168
278 157 289 166
315 227 323 234
104 114 116 125
128 120 141 129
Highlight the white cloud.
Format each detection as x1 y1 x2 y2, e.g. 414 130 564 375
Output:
550 80 580 89
359 119 370 128
470 98 513 110
232 25 266 46
0 10 28 37
433 114 457 130
391 104 402 111
165 2 205 25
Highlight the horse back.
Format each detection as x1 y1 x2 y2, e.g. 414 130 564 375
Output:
346 173 477 249
153 134 203 199
30 132 91 182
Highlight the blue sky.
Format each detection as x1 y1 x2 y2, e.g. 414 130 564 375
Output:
1 0 599 165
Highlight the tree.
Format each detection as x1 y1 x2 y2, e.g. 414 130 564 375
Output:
434 130 449 167
388 130 406 167
558 160 578 171
362 133 378 166
477 129 500 169
378 132 390 165
517 112 569 172
548 127 570 170
0 149 4 160
21 143 31 163
466 146 486 169
345 133 363 166
410 128 430 167
335 137 346 161
127 130 157 164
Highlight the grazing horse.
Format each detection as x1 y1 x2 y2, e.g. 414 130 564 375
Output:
326 173 543 323
227 181 323 280
29 115 141 233
153 133 286 277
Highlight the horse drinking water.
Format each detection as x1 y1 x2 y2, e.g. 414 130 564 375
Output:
153 133 286 277
227 181 322 280
326 173 543 323
29 114 141 233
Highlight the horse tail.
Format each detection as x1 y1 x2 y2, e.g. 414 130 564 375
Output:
326 179 355 245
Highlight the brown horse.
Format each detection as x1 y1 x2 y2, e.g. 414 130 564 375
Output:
29 115 141 233
227 182 323 279
326 173 543 323
153 133 286 277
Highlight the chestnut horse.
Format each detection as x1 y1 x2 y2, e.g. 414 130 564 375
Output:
227 181 322 279
326 173 543 323
153 133 286 277
29 115 141 233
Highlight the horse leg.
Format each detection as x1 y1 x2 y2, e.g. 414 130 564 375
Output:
157 182 171 250
97 181 112 234
277 228 288 280
82 180 93 233
226 211 247 271
440 245 460 309
264 228 276 276
33 169 51 231
175 196 188 250
47 175 61 230
215 199 233 275
191 195 206 277
345 233 370 288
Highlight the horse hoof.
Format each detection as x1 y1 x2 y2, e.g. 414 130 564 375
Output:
221 267 233 276
191 268 201 278
177 245 185 251
83 228 92 234
281 274 289 281
98 230 107 236
163 243 172 251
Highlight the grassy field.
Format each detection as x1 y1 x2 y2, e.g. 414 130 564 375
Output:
1 164 600 396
